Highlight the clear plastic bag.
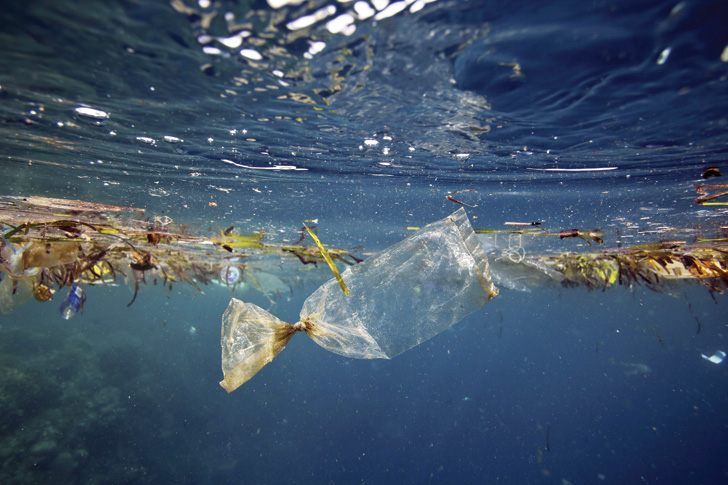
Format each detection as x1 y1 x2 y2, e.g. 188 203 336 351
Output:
220 208 498 392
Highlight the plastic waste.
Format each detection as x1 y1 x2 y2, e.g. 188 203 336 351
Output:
477 231 565 291
220 208 498 392
59 283 85 320
0 237 37 278
701 350 726 364
220 266 241 285
0 275 34 315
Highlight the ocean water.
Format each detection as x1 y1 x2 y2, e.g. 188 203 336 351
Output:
1 0 727 483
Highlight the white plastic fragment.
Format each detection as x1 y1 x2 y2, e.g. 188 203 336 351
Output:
701 350 726 365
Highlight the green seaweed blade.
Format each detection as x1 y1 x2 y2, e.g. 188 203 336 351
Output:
303 222 349 296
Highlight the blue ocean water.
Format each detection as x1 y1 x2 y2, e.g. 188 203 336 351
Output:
1 0 727 483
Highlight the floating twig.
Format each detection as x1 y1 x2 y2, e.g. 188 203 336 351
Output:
445 189 478 207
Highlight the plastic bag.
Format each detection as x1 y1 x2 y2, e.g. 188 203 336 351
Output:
219 208 498 392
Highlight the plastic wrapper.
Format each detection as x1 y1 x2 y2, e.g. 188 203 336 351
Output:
220 208 498 392
0 276 34 315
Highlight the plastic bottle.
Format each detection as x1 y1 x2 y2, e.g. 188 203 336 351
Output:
59 283 85 320
220 266 241 285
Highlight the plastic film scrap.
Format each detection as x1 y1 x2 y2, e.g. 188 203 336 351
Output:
220 208 498 392
219 300 297 392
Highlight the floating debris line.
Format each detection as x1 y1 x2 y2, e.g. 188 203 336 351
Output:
0 196 360 314
1 196 727 316
484 240 728 294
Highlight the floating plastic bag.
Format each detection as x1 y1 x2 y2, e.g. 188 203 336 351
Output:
220 208 498 392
